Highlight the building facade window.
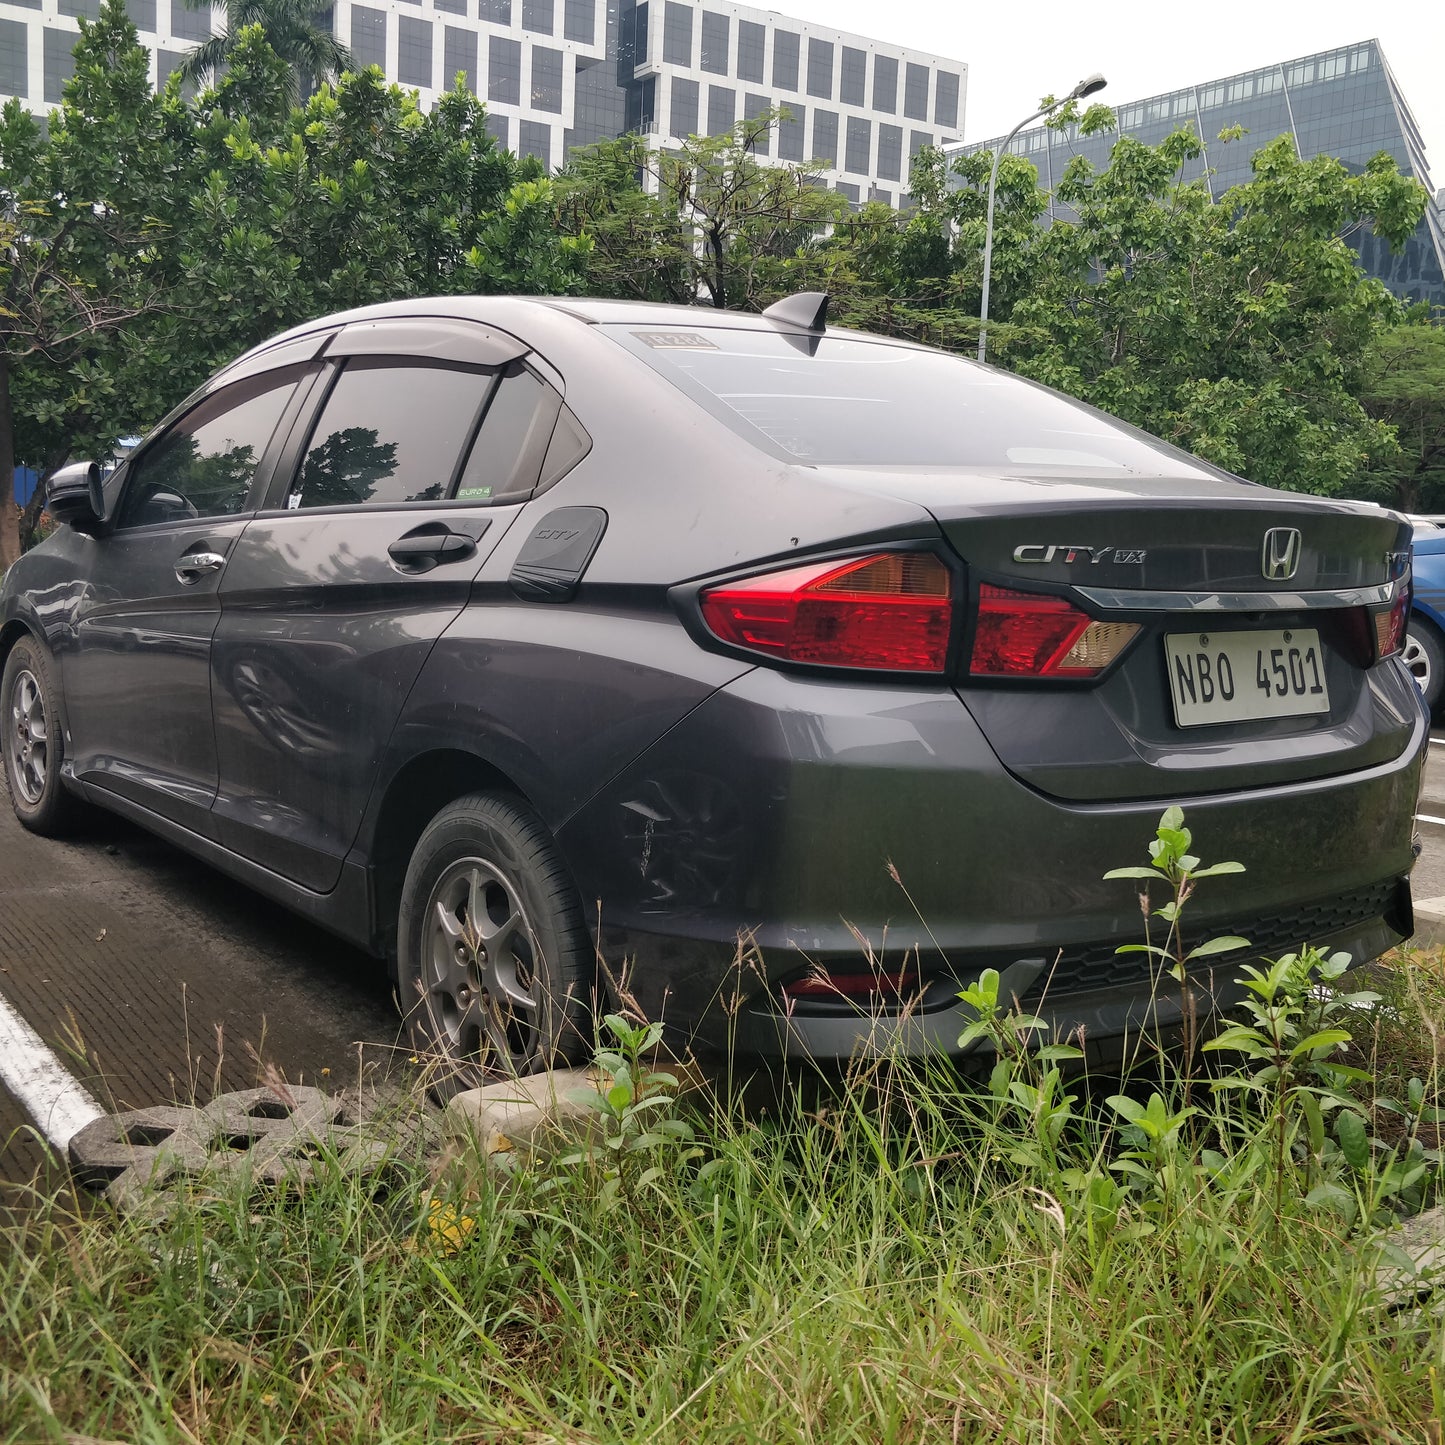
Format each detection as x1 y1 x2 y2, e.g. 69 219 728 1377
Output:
521 0 553 35
0 17 28 97
736 19 764 84
670 75 698 137
805 37 832 98
484 112 509 148
908 127 931 157
903 61 928 120
662 1 691 66
442 25 476 92
7 0 39 11
700 11 728 74
397 16 432 86
351 6 386 70
935 70 959 128
531 45 563 110
433 0 464 15
837 180 859 203
58 0 99 19
478 0 511 21
519 118 551 166
844 114 870 173
706 82 734 135
168 0 208 39
871 53 896 113
777 102 804 160
876 121 902 180
811 107 837 165
43 26 75 103
744 91 770 152
772 29 798 91
563 0 593 43
488 33 521 104
128 0 156 28
840 45 865 105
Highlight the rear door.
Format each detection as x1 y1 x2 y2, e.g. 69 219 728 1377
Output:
62 366 317 831
209 319 563 890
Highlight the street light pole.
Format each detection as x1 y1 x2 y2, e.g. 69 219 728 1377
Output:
977 72 1106 365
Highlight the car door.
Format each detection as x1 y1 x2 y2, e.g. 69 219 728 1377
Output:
61 365 320 833
209 319 563 891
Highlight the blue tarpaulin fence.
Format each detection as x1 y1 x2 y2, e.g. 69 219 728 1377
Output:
13 467 39 506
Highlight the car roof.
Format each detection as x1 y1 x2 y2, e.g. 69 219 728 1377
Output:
221 294 932 378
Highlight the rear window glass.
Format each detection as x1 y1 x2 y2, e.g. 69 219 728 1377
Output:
607 325 1211 475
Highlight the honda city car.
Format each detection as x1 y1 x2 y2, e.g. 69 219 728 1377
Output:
1 294 1427 1091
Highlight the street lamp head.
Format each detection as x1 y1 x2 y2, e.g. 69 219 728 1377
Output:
1069 73 1108 101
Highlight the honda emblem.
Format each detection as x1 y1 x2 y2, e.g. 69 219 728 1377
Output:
1261 527 1302 581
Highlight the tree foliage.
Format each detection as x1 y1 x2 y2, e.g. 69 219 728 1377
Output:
176 0 356 101
4 55 1438 568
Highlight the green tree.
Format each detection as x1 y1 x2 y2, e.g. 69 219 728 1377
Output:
0 0 176 567
176 0 355 101
1357 318 1445 511
558 109 845 309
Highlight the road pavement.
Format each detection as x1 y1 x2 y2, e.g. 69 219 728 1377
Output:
6 736 1445 1199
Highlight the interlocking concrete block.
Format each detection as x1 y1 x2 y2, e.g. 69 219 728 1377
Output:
444 1067 608 1160
68 1085 429 1216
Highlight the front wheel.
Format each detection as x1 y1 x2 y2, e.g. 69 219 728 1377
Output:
3 636 83 835
396 791 593 1099
1402 617 1445 717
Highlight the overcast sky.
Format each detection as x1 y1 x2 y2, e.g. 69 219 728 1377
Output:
778 0 1442 190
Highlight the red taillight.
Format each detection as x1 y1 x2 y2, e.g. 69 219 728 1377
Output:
1375 587 1408 660
969 584 1140 678
699 553 952 672
781 966 920 1003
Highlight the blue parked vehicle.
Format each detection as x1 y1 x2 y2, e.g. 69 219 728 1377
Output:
1409 519 1445 716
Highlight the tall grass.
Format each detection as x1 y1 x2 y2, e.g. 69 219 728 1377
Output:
3 952 1443 1444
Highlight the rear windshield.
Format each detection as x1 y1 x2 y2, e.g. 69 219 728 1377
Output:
607 324 1211 475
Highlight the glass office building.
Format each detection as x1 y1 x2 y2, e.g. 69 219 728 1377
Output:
949 41 1444 307
0 0 966 203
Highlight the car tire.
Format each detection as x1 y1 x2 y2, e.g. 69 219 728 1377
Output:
396 791 593 1099
2 635 83 836
1403 618 1445 717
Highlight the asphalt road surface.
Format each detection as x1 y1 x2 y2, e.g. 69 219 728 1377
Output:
0 798 401 1203
6 737 1445 1199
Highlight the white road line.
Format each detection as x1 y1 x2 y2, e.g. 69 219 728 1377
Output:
1416 813 1445 827
0 991 104 1151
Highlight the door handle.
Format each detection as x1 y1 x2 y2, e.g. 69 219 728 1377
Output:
175 551 227 583
387 530 477 573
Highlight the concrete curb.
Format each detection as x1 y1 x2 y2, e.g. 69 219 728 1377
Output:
442 1067 607 1166
1409 897 1445 951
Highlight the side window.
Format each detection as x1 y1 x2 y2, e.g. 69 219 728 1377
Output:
454 367 559 503
118 373 300 529
289 361 494 509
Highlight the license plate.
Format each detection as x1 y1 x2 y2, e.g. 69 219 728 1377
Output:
1164 628 1330 728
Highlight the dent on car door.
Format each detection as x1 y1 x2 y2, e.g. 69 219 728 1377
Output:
210 352 561 892
61 367 313 831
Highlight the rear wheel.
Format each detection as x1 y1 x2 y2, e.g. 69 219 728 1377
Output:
3 636 82 835
1403 617 1445 717
396 791 592 1100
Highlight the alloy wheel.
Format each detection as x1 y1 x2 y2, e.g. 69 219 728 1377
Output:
7 668 48 806
423 857 546 1072
1403 629 1434 703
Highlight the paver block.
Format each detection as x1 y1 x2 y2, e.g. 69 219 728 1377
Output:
1409 897 1445 951
68 1084 431 1216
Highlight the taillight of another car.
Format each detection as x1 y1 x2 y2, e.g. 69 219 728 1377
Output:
699 552 953 672
969 584 1140 679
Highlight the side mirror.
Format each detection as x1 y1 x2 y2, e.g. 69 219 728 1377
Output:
45 461 105 532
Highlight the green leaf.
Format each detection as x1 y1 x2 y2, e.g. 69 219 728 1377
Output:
1184 934 1250 960
1102 866 1162 880
1335 1110 1370 1171
1189 861 1246 878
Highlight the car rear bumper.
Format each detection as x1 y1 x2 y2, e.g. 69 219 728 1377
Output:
558 667 1427 1059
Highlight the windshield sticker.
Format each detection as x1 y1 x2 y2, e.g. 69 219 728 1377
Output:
633 331 719 350
458 485 493 500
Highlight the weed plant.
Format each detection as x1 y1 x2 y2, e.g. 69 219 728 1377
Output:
2 813 1444 1442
